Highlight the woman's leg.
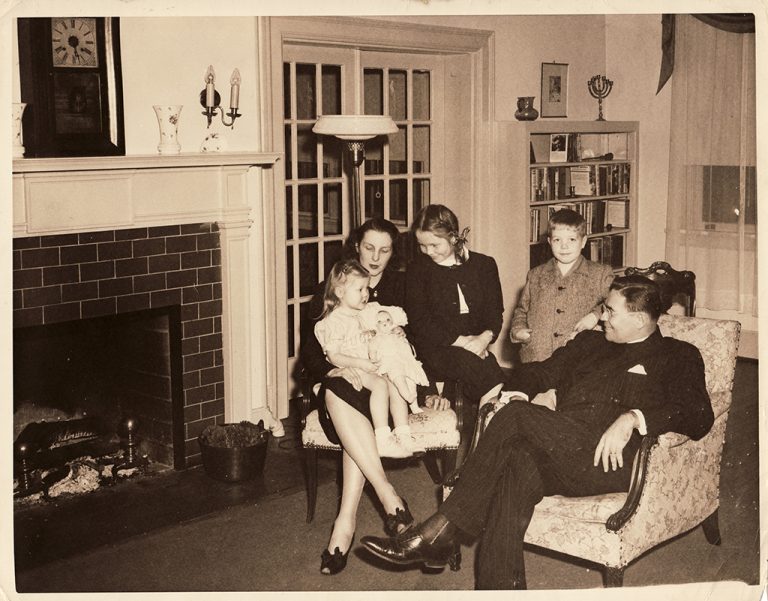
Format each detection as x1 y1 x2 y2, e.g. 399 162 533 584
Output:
327 450 365 553
326 390 404 516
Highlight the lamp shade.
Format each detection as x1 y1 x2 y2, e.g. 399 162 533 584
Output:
312 115 398 140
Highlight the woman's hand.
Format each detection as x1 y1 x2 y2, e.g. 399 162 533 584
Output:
424 394 451 411
327 366 364 391
391 325 406 338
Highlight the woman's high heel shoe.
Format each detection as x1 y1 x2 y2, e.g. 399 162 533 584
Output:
320 534 355 575
385 498 414 536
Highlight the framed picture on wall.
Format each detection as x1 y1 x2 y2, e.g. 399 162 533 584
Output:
540 62 568 118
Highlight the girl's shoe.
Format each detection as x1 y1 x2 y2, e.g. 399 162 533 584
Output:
320 534 355 575
385 498 415 536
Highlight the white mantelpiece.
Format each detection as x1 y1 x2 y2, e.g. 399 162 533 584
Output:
12 152 284 434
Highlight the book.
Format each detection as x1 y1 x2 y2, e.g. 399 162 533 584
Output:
605 200 627 229
570 165 592 196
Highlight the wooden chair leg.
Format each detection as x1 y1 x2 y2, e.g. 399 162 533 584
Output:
442 448 457 480
702 509 722 545
305 447 318 523
422 452 442 484
604 566 624 587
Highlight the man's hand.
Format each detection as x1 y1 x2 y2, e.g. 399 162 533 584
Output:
424 394 450 411
327 366 364 391
530 388 557 410
593 412 637 472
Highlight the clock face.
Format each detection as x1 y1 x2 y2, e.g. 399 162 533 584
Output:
51 18 99 68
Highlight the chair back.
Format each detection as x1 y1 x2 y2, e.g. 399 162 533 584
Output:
625 261 696 316
657 314 740 418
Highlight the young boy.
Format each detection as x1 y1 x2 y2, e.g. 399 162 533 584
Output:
510 208 614 363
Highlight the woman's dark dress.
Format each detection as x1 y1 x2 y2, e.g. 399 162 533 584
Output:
405 251 506 402
300 269 405 443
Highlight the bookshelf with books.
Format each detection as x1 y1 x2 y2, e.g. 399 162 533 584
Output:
525 121 638 272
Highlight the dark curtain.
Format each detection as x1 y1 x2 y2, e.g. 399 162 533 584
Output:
656 13 755 94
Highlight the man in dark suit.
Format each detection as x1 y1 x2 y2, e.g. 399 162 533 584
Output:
361 275 713 589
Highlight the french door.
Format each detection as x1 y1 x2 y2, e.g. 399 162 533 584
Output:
282 44 444 396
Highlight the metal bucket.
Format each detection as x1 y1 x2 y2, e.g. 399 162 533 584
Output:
198 435 269 482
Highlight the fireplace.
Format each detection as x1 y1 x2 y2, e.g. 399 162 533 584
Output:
12 223 225 469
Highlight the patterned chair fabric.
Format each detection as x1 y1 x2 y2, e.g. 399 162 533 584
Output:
445 315 741 586
301 406 461 450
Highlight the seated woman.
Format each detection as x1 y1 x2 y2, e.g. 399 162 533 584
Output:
406 204 506 406
301 217 448 575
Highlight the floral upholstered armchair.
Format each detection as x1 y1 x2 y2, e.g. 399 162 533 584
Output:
446 314 741 587
300 379 462 524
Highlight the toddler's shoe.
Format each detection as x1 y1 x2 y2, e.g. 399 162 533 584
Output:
376 432 412 458
396 432 426 456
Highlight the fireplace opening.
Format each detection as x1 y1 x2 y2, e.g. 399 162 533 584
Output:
13 306 184 470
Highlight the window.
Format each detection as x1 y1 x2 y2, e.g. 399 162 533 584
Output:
701 165 756 228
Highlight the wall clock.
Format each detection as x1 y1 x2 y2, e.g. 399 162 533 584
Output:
17 17 125 157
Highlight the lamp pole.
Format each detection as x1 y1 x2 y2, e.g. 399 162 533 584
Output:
348 141 365 229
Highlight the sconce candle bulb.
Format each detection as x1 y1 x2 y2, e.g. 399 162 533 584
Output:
230 68 241 110
205 65 216 108
199 65 243 129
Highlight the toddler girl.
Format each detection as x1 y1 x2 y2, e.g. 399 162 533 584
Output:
314 259 423 458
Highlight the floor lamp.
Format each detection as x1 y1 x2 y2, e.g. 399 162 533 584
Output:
312 115 398 229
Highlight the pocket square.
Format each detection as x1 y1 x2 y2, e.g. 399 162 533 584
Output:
627 364 647 375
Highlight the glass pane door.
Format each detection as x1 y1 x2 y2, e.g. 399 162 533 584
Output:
281 45 444 400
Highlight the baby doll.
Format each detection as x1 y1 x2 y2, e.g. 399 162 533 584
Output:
367 307 429 415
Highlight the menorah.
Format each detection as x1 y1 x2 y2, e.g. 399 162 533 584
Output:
588 75 613 121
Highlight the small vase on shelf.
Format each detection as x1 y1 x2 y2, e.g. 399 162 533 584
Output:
153 105 183 155
13 103 27 158
514 96 539 121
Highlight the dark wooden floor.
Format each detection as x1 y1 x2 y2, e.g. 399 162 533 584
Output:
12 359 759 591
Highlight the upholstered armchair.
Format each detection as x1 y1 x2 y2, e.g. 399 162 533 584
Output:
446 314 740 587
301 378 463 523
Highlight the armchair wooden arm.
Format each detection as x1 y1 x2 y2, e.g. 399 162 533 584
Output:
606 435 658 531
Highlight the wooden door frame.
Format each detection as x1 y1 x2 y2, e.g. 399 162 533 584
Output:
258 15 494 418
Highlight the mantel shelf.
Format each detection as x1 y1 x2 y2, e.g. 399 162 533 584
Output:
12 152 282 174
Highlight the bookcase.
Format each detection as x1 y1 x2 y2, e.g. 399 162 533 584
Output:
525 121 638 272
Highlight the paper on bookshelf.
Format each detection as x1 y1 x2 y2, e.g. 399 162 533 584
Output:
570 165 592 196
605 200 627 229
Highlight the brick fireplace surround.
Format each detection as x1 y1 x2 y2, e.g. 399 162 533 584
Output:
11 153 282 468
13 223 223 467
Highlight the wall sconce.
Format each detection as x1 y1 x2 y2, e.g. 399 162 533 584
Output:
312 114 398 228
199 65 242 128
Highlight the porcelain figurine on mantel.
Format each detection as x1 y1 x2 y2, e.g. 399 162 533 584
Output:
153 105 183 155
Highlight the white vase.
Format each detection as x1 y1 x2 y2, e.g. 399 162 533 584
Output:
153 105 183 155
13 103 27 158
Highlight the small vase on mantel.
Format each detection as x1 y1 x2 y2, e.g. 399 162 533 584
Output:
514 96 539 121
13 102 27 158
153 105 183 155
